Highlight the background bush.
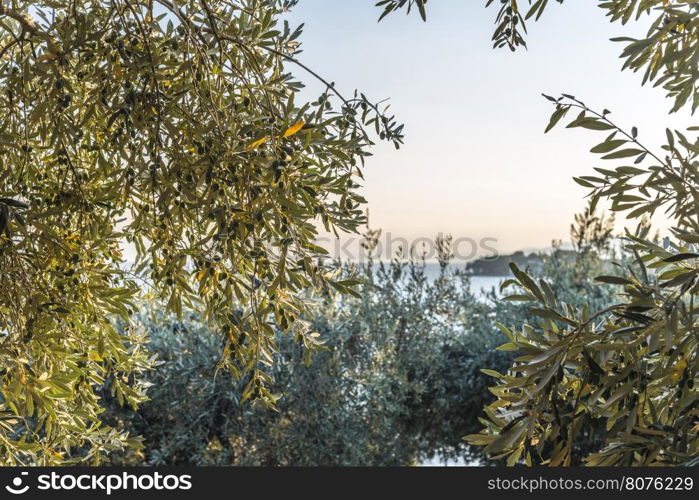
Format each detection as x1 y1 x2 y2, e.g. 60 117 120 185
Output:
104 208 621 466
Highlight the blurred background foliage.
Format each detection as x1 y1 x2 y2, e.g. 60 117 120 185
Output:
102 204 622 465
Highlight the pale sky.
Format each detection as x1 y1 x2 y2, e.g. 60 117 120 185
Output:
286 1 694 259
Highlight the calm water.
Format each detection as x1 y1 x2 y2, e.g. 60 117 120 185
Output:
468 275 504 299
401 263 505 299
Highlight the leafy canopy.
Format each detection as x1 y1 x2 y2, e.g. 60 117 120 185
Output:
0 0 402 464
464 5 699 465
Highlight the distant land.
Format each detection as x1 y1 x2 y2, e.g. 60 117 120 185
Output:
364 246 577 278
464 250 573 277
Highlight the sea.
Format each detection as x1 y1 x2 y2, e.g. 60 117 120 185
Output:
374 262 505 300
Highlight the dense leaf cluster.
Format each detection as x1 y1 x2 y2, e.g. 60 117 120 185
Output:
466 8 699 468
0 0 401 463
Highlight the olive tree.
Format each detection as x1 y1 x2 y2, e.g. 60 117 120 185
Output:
0 0 402 464
462 2 699 465
467 102 698 466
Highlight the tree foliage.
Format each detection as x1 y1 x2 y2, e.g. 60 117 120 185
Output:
0 0 403 464
545 203 620 313
464 8 699 467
